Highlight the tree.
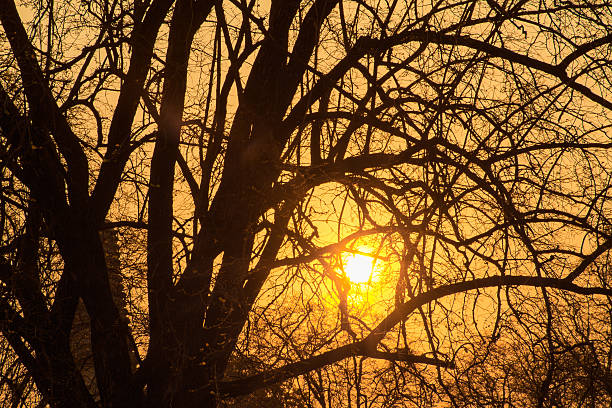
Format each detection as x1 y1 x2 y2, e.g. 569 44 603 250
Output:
1 0 612 406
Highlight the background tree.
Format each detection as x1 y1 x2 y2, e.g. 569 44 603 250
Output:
1 0 612 407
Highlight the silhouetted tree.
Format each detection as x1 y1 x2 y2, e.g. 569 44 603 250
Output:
1 0 612 407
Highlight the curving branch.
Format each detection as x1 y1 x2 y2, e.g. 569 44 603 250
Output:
219 275 612 397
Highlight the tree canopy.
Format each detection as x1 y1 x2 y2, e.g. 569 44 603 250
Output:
1 0 612 406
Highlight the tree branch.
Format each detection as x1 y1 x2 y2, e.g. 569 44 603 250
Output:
219 275 610 397
0 0 89 202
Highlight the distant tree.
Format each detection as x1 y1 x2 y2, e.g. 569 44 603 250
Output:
1 0 612 407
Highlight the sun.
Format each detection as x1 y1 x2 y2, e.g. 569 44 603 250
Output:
342 248 378 284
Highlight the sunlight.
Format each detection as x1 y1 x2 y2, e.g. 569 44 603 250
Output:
342 248 378 284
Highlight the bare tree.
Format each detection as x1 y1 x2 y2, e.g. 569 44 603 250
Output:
2 0 612 407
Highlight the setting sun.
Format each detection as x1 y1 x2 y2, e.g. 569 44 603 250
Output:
342 249 379 284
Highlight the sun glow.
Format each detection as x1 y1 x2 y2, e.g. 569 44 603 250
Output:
342 248 379 284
